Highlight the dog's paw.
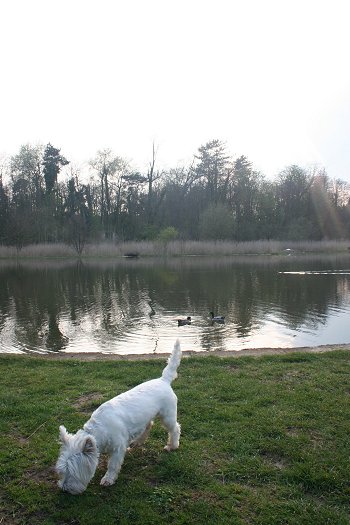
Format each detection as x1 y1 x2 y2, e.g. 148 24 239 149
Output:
100 475 115 486
164 444 178 452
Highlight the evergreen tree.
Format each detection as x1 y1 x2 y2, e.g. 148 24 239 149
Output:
42 144 69 195
194 140 232 205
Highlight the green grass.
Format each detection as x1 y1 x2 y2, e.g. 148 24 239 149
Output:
1 351 349 524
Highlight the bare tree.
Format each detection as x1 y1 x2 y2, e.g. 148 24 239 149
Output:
90 149 131 239
146 142 164 225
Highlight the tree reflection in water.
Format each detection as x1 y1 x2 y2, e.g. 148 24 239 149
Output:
1 254 350 355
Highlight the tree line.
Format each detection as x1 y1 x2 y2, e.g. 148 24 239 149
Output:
0 140 350 253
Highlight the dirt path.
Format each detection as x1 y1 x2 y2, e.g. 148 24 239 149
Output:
14 343 350 361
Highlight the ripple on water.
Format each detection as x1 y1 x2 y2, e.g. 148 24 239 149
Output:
2 258 350 355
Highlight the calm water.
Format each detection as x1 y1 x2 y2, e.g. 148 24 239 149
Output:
1 254 350 355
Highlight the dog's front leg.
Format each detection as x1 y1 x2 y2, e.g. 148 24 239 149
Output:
100 445 127 486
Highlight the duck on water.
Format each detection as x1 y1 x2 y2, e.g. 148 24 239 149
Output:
177 316 192 326
209 312 225 323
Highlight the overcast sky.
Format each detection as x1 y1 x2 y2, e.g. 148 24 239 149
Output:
1 0 350 181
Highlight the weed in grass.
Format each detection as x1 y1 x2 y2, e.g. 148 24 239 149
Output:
148 486 175 509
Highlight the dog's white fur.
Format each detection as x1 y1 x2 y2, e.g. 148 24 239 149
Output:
56 340 182 495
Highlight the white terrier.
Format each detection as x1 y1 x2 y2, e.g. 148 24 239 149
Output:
56 340 182 495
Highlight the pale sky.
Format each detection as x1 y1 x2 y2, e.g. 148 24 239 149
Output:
1 0 350 181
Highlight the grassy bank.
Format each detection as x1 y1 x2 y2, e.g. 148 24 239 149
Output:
0 239 350 259
1 350 349 524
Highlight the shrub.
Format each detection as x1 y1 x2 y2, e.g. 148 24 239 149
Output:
157 227 179 243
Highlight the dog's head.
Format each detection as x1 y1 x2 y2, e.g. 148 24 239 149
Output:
56 425 99 495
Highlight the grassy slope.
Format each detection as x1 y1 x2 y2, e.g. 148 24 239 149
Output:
0 351 349 525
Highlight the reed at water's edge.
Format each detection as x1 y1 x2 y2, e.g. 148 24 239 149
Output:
0 239 350 258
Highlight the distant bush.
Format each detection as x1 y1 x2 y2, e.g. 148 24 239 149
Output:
157 227 179 243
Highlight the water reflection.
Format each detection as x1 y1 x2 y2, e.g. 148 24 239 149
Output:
1 254 350 355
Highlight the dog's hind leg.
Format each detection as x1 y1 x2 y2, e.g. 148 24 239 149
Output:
160 406 181 451
100 444 127 486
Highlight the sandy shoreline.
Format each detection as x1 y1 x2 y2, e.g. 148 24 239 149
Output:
5 343 350 361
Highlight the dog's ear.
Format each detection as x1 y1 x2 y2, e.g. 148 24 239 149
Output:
59 425 70 445
82 436 97 457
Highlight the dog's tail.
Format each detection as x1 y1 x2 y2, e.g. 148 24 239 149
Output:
161 339 182 383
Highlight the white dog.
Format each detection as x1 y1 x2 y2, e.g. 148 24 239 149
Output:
56 340 182 495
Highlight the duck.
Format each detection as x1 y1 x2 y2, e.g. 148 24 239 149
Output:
177 316 192 326
209 312 225 323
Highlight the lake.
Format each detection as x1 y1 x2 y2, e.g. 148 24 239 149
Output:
1 254 350 355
